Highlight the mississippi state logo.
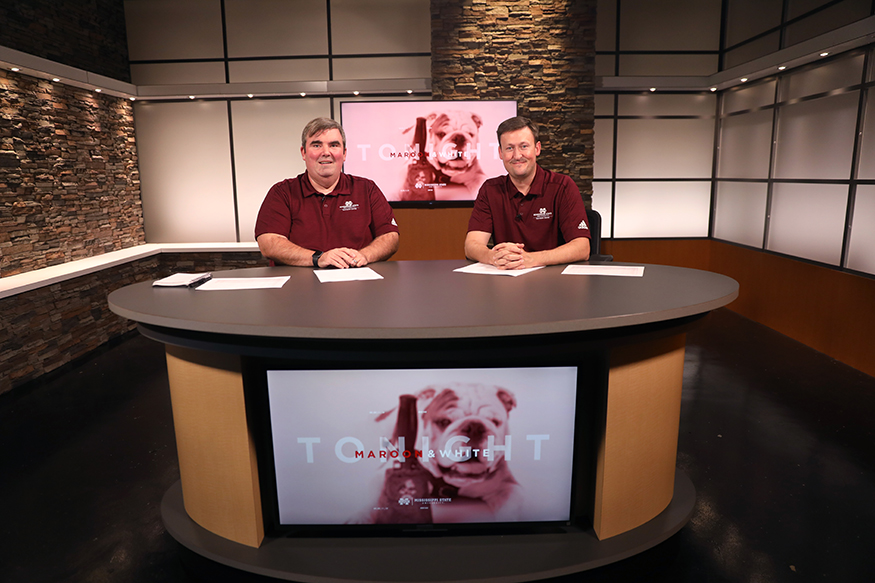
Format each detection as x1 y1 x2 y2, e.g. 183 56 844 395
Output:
533 207 553 220
340 200 359 211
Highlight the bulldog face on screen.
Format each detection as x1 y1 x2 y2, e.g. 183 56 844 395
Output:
427 111 484 178
417 383 523 517
425 111 488 197
398 110 488 201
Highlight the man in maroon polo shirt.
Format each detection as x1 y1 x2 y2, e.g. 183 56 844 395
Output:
464 116 590 270
255 117 399 268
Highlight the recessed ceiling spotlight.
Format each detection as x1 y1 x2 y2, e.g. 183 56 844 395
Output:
130 97 136 101
407 90 413 94
300 92 306 97
189 95 195 99
353 91 360 96
52 77 60 82
95 88 102 93
247 93 253 98
649 87 656 92
778 65 786 70
740 78 748 83
11 67 19 72
820 52 829 57
710 87 717 92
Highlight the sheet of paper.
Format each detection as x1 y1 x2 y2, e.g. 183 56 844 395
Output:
314 267 383 283
152 272 212 287
561 264 645 277
453 263 545 277
195 276 290 290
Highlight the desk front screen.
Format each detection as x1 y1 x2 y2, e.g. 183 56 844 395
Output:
265 367 578 528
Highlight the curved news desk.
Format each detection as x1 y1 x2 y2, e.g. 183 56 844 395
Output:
108 260 738 583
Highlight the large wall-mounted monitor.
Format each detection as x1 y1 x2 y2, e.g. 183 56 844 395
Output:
340 100 518 204
263 366 578 530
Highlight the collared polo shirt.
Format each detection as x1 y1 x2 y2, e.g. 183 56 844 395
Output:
254 172 398 252
467 165 590 251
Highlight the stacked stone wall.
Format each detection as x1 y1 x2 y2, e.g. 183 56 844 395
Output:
1 70 143 277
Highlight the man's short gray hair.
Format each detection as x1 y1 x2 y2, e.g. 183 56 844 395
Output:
301 117 347 149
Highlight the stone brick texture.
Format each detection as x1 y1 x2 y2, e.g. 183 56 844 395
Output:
0 252 267 396
0 69 144 277
431 0 596 202
0 0 131 82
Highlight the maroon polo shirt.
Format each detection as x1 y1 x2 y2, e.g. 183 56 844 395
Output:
254 172 398 253
467 165 590 251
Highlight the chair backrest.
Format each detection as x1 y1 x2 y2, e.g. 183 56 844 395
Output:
585 207 602 256
585 207 613 261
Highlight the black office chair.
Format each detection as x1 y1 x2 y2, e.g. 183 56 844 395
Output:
585 207 613 262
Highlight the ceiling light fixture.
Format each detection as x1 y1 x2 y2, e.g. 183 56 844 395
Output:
11 67 19 72
247 93 253 98
820 52 829 57
353 91 360 96
52 77 60 82
649 87 656 92
778 65 786 70
300 92 306 97
710 87 717 92
740 78 748 83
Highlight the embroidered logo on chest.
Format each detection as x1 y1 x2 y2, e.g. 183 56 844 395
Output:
340 200 359 211
533 207 552 220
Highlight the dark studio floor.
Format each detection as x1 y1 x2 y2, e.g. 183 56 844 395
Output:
1 308 874 583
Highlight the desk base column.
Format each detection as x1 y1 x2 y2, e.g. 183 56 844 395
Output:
594 333 686 540
165 345 264 548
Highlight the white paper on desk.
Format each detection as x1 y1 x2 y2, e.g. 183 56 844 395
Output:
195 276 290 290
561 265 645 277
314 267 383 283
152 272 212 287
453 263 545 277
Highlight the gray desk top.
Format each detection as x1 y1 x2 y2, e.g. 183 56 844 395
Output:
107 260 738 340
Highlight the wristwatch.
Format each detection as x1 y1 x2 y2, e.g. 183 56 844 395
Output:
311 250 323 268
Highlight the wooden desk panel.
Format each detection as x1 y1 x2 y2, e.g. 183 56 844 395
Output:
165 345 263 547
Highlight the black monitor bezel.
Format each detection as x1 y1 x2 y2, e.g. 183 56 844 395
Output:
243 343 606 539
